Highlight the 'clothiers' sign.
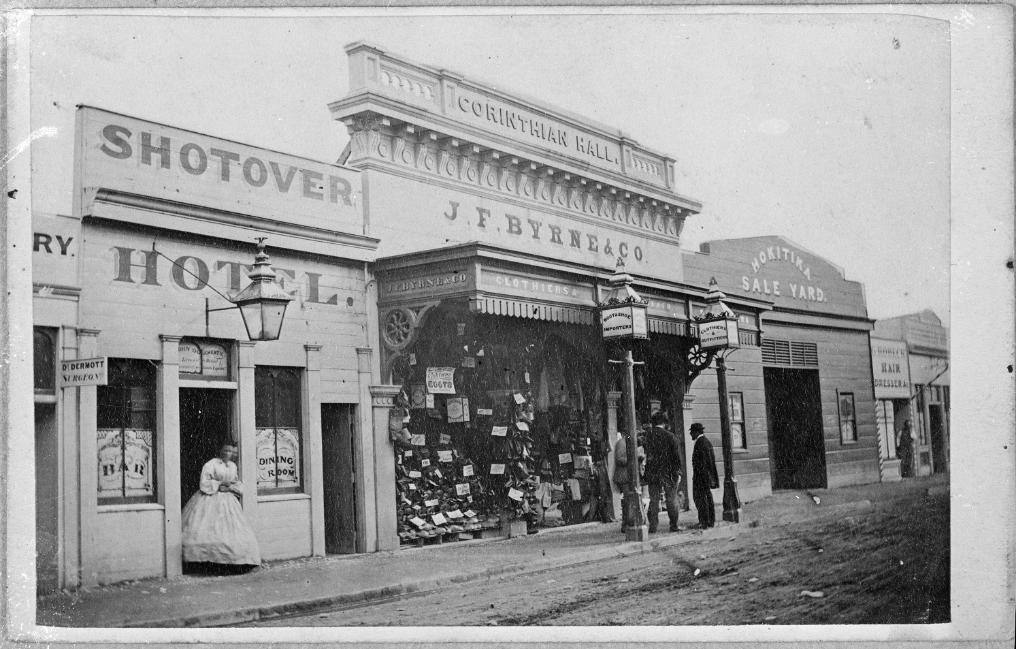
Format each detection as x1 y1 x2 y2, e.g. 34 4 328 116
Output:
75 107 363 234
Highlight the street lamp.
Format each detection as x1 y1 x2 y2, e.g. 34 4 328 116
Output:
223 239 294 341
153 237 293 342
695 277 742 523
599 258 649 541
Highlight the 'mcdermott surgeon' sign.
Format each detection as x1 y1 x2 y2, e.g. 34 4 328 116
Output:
75 106 363 234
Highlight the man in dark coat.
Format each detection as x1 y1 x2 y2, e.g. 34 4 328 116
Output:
642 411 683 533
689 423 720 529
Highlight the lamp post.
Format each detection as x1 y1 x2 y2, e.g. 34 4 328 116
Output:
598 259 649 541
695 278 742 523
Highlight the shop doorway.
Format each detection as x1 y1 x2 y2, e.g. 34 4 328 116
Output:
929 405 947 473
764 367 827 489
179 389 235 503
35 403 59 594
322 404 358 554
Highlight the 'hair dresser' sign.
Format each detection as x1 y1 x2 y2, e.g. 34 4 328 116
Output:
75 107 363 234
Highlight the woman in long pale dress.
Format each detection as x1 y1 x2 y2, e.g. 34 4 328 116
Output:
181 443 261 572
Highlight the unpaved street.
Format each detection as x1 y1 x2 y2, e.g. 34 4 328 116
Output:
248 491 948 626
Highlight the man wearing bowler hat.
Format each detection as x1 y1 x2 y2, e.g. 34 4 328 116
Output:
689 423 720 529
642 411 683 533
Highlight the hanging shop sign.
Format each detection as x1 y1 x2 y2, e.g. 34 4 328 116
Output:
75 106 362 234
871 338 912 399
60 357 108 387
697 318 739 350
600 305 649 339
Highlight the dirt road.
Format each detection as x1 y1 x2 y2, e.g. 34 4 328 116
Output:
247 491 948 626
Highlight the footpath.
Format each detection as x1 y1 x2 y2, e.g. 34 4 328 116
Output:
35 474 948 628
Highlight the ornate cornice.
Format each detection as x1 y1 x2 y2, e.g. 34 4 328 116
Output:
340 109 692 244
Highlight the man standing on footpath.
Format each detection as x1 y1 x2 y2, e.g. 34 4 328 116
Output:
689 423 720 529
642 411 683 533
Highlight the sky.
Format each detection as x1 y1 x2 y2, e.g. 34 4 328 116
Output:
27 9 951 323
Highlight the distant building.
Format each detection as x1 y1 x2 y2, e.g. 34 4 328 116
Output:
873 310 950 477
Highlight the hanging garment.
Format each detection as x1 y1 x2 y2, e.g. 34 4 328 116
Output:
181 458 261 566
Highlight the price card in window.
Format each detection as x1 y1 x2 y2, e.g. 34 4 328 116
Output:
432 513 447 526
433 468 443 479
524 371 530 384
490 463 506 475
491 425 508 437
456 323 466 336
508 488 524 501
424 498 439 507
410 516 426 528
476 408 493 416
411 434 426 446
426 394 435 409
464 509 476 518
420 458 431 468
438 450 453 462
409 353 417 366
513 393 527 405
448 509 463 519
456 483 470 496
461 356 476 368
408 470 422 478
439 433 452 445
408 483 417 491
515 420 529 432
462 464 474 477
403 450 413 458
467 495 473 503
558 453 573 464
425 367 456 394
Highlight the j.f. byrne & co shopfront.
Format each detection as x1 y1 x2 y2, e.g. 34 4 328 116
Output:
328 43 771 545
683 237 881 493
32 107 380 591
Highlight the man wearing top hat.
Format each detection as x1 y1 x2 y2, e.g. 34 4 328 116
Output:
689 423 720 529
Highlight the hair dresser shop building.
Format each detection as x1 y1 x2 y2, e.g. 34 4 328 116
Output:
32 107 381 591
683 237 881 493
328 43 773 544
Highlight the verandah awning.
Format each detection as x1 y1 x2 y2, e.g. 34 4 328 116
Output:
473 296 595 325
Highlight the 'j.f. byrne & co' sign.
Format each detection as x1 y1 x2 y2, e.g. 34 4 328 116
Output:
75 106 363 235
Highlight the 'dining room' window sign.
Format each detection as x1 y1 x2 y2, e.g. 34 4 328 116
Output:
255 366 302 493
97 358 157 504
179 339 230 379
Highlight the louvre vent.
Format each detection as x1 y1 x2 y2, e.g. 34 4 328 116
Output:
762 338 819 367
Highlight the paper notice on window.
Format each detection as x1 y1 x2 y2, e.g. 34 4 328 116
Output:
558 453 573 464
424 498 439 507
420 458 431 467
491 425 508 437
456 483 470 495
448 509 463 519
490 463 506 475
446 397 470 423
411 434 427 446
438 450 453 462
426 367 456 394
432 513 447 525
508 488 524 501
462 464 474 477
408 470 422 478
410 516 426 528
513 393 527 405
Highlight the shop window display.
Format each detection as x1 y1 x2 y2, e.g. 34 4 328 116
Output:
388 302 612 545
